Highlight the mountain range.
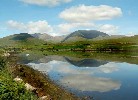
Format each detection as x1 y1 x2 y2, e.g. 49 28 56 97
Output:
30 30 125 43
0 30 128 46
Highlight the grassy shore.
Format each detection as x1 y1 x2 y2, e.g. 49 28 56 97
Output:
0 52 79 100
0 57 38 100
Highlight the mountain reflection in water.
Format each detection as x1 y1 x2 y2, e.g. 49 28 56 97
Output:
21 55 138 100
64 57 108 67
37 56 108 67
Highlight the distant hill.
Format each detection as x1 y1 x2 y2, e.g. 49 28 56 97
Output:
94 35 138 44
92 35 126 41
0 31 137 48
0 33 45 47
31 33 67 43
11 33 33 40
62 30 109 42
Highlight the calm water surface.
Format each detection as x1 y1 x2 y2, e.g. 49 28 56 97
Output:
23 55 138 100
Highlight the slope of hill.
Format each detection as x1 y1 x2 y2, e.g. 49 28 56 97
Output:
62 30 108 42
92 35 126 40
0 33 45 47
31 33 67 43
93 35 138 44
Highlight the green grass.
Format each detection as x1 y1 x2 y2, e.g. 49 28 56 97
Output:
48 35 138 52
0 57 38 100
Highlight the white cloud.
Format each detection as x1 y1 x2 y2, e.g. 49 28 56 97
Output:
98 24 119 35
7 20 53 34
55 22 95 35
20 0 72 7
7 20 26 30
58 5 122 35
54 23 119 35
59 5 122 23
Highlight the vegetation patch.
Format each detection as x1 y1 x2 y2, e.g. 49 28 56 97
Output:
0 57 38 100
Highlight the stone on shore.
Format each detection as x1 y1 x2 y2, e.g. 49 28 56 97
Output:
14 76 23 83
25 83 36 91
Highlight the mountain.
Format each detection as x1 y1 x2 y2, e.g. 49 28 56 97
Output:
11 33 33 40
0 33 45 47
62 30 109 42
31 33 67 43
31 33 53 41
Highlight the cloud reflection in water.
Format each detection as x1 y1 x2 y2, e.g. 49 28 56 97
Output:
28 60 121 92
60 75 121 92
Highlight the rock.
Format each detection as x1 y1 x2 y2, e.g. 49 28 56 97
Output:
26 54 30 56
3 53 10 57
14 76 23 83
25 83 36 91
14 77 36 92
39 95 51 100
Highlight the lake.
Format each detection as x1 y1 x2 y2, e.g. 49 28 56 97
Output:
20 53 138 100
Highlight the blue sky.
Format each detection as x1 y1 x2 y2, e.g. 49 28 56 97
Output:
0 0 138 37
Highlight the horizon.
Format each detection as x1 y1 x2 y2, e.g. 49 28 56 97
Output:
0 0 138 38
1 30 137 39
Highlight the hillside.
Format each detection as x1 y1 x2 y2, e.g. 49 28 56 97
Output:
0 33 45 47
93 35 138 44
31 33 67 43
62 30 108 42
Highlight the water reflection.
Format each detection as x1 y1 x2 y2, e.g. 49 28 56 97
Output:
25 55 138 100
60 75 121 92
28 60 119 74
64 57 108 67
37 56 108 67
28 59 120 93
38 55 66 63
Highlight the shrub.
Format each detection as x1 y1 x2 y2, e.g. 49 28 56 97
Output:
0 57 6 70
0 57 37 100
0 79 37 100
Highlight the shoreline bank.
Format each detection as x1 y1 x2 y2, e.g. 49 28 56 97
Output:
7 54 79 100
